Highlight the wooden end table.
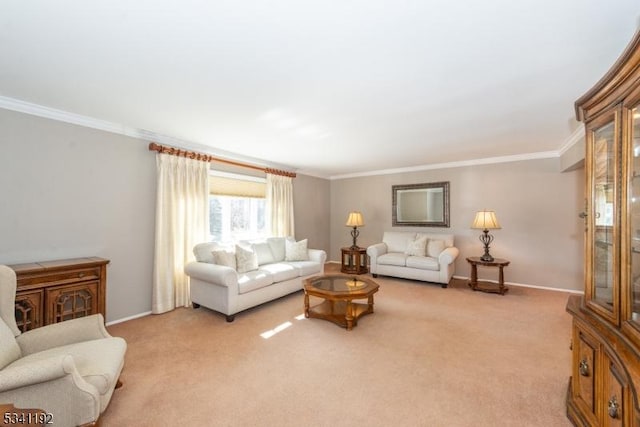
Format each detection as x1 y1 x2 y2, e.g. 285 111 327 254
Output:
466 256 510 295
304 274 379 330
341 246 368 274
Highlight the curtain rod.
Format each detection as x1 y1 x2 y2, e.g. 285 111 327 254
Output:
148 142 297 178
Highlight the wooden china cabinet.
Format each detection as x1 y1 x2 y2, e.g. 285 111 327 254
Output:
566 29 640 426
9 257 109 332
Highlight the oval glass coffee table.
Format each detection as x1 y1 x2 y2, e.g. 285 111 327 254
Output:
303 274 379 330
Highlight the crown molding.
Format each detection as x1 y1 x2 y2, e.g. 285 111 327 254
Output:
557 126 585 156
1 95 582 181
329 150 559 180
0 95 296 173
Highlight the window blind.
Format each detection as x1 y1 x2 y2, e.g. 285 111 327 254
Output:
209 175 266 198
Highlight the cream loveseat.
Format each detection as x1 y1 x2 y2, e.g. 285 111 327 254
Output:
367 231 459 287
184 237 326 322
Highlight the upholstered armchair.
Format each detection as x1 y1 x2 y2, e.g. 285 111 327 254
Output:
0 265 127 427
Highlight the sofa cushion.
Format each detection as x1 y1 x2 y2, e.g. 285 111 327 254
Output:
252 242 276 265
236 245 259 273
285 261 322 276
193 242 220 263
378 252 408 267
267 237 287 262
418 233 455 249
285 239 309 261
405 235 428 256
427 239 446 258
406 256 440 271
237 270 274 294
0 319 21 370
383 232 416 253
212 249 237 270
259 263 298 282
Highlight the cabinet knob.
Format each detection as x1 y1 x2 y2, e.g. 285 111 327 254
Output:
608 396 619 419
578 212 587 219
579 359 589 377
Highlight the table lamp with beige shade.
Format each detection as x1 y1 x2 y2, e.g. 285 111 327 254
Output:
471 210 501 262
346 211 365 249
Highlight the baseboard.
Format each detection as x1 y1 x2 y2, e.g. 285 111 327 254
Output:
106 311 152 326
452 275 583 294
326 262 582 294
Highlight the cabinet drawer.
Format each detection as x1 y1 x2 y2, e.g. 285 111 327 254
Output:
15 290 43 332
573 324 599 423
45 281 99 325
17 267 101 289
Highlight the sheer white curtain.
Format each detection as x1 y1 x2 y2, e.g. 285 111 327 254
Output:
152 153 209 314
266 173 295 237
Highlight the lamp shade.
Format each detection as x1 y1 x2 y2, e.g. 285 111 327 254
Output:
471 210 501 230
346 211 365 227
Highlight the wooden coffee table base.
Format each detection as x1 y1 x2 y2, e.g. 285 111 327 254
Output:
305 297 375 330
303 275 379 331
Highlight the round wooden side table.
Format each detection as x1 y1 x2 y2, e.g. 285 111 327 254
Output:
341 247 368 275
466 256 510 295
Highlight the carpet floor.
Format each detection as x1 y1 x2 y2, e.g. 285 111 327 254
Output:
102 269 574 427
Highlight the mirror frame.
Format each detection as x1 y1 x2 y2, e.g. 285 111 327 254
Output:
392 181 450 227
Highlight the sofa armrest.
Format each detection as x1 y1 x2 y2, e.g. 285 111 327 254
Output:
0 355 101 424
366 243 388 259
439 247 460 265
308 249 327 265
184 262 238 288
16 314 110 356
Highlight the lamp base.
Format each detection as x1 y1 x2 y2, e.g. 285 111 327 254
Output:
479 229 495 263
480 254 495 262
350 227 360 249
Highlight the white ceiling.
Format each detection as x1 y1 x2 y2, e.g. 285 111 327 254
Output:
1 1 638 178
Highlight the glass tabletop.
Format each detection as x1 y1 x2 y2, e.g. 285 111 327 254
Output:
309 275 374 292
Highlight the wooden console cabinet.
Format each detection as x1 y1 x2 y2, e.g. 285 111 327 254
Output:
9 257 109 332
567 29 640 426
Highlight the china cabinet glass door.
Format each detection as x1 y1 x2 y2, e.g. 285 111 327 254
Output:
587 117 619 322
630 106 640 324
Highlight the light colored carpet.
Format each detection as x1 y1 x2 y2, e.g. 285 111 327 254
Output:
103 268 574 427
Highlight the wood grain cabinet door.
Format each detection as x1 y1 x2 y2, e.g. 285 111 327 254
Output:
14 290 43 332
45 281 99 324
573 324 599 424
602 353 631 427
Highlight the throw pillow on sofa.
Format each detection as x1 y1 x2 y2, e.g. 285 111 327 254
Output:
212 249 237 270
405 235 428 256
427 239 445 258
285 239 309 261
236 245 259 273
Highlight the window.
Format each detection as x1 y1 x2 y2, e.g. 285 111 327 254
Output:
209 172 267 243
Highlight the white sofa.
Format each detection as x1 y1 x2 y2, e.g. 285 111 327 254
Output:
367 231 459 287
184 237 327 322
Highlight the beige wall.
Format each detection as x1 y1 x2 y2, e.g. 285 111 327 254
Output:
293 174 331 254
0 108 157 322
330 158 585 291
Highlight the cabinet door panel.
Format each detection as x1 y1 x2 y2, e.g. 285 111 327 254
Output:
630 105 640 329
586 114 620 324
573 325 599 422
602 354 629 427
14 290 43 332
45 281 99 324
